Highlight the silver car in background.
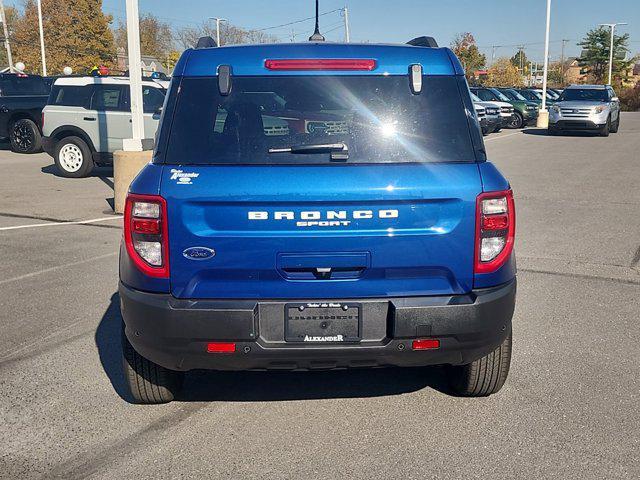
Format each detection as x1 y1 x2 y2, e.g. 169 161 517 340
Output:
42 77 166 177
471 92 502 134
548 85 621 137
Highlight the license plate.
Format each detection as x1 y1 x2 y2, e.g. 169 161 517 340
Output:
285 302 361 343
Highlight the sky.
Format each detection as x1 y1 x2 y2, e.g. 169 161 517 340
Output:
8 0 640 62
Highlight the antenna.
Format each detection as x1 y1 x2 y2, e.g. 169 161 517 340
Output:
308 0 325 41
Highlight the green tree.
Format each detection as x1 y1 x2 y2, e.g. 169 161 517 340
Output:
0 5 19 69
487 58 523 87
114 13 173 60
547 69 565 87
577 26 634 84
12 0 115 75
510 50 529 75
450 32 486 80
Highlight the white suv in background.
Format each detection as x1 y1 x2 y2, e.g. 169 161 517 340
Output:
42 77 166 177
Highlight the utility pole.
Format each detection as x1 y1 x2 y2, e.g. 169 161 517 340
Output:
599 22 628 85
0 0 13 72
36 0 47 76
290 28 296 42
342 6 350 43
560 38 569 82
517 45 525 75
210 17 227 46
491 45 498 65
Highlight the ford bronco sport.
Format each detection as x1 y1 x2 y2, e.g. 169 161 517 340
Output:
120 37 517 403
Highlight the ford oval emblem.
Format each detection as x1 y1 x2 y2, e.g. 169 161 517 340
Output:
183 247 216 260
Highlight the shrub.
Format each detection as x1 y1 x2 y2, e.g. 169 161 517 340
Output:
619 84 640 111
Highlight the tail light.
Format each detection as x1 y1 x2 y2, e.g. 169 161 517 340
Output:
265 59 376 71
124 194 169 278
475 189 515 274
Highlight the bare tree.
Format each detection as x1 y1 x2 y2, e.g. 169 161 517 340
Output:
175 21 277 50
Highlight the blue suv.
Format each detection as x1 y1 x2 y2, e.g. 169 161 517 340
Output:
120 38 517 403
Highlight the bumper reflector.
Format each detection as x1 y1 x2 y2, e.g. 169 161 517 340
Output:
411 339 440 350
206 342 236 353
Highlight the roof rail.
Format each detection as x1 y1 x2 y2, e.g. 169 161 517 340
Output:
196 36 217 49
407 36 438 48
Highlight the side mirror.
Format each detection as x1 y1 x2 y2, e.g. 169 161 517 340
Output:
611 97 619 102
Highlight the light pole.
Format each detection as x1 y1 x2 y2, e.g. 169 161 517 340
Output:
537 0 552 128
123 0 144 152
598 22 628 85
209 17 227 46
36 0 46 75
341 6 350 43
0 0 13 71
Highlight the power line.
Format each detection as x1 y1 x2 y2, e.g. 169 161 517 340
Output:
255 8 342 32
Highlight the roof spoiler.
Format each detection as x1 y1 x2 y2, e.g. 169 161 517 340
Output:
407 36 438 48
196 36 217 49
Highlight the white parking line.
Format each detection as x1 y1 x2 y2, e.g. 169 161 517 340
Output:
484 131 523 142
0 216 122 231
0 252 118 286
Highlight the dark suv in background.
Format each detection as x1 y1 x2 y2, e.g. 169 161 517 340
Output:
0 73 51 153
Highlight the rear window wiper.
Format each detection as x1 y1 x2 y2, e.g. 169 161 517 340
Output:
268 143 349 161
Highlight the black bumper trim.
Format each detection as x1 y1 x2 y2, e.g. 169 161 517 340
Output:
120 279 516 371
550 120 604 131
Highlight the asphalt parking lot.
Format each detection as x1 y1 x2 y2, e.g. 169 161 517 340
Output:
1 115 639 479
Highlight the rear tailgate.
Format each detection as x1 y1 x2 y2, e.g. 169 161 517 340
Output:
162 163 481 299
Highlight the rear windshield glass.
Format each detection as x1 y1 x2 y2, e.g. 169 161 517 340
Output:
164 75 475 164
559 89 608 102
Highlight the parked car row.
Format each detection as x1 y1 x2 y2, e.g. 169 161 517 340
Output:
471 86 539 130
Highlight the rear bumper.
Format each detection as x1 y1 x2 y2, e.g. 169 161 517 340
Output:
120 279 516 371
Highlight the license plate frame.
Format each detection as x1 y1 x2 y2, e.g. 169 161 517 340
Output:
285 302 361 343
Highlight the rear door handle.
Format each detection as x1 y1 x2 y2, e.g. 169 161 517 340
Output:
83 117 96 121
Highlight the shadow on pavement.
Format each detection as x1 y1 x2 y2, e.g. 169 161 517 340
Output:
41 163 114 180
96 293 451 404
522 129 600 137
95 293 135 403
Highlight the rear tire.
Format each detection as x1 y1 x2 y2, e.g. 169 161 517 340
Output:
9 118 42 154
447 329 512 397
54 136 94 178
508 112 523 129
122 326 184 404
